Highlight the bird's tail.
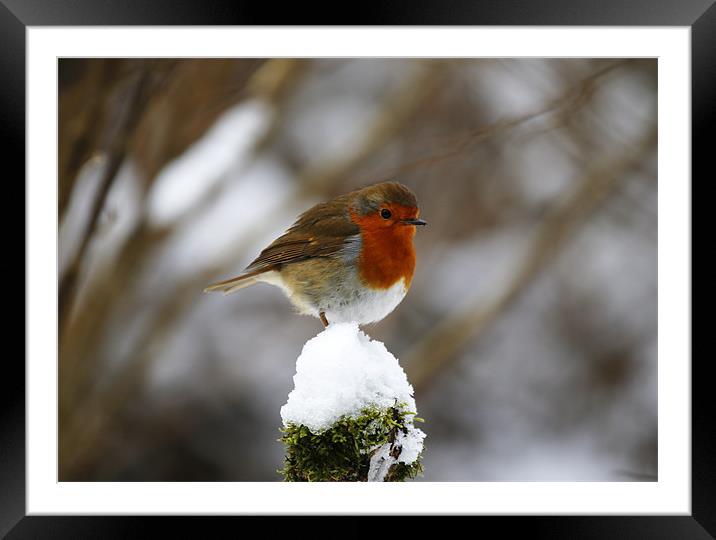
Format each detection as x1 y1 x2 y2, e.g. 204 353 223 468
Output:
203 269 265 295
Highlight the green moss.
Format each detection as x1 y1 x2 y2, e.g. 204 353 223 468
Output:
279 403 424 482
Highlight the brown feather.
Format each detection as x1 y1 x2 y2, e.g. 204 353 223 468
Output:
203 267 271 294
204 196 359 294
243 198 359 273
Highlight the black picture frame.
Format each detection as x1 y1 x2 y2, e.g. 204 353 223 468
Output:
4 0 707 536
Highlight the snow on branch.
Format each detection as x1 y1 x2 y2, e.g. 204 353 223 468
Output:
280 323 425 482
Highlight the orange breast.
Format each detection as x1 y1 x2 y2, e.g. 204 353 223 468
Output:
351 209 417 290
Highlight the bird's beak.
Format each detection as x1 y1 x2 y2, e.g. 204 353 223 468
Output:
401 218 427 226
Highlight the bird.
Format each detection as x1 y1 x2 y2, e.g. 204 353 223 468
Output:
204 181 426 327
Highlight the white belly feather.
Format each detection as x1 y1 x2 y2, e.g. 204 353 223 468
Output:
324 279 407 325
256 271 407 325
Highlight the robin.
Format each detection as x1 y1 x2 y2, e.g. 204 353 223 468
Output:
204 181 426 327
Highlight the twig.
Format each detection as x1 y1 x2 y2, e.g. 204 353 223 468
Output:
58 65 155 338
368 60 628 183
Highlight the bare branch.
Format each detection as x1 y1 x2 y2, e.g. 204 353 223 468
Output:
58 65 156 338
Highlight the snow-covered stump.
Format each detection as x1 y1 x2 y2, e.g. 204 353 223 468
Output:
280 322 425 482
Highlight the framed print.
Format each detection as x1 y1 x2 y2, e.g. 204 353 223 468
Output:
5 0 708 536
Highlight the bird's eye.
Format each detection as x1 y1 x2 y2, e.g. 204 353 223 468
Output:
380 208 392 219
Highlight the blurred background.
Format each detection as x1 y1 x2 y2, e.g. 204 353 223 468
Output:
58 58 657 481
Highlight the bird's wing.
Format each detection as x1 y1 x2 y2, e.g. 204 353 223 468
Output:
204 200 360 294
244 212 360 273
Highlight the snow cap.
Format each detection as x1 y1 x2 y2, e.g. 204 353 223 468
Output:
281 322 417 433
